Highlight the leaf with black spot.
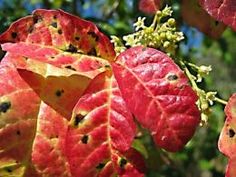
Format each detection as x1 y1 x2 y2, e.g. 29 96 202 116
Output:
66 72 144 176
0 9 115 61
167 74 178 81
218 93 236 177
16 59 93 119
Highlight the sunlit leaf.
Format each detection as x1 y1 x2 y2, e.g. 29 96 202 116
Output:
0 9 115 62
0 63 40 176
31 102 72 177
2 53 97 119
67 72 145 176
113 46 200 152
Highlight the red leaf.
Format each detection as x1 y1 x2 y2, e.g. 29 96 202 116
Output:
181 0 226 38
218 93 236 177
0 63 41 176
225 157 236 177
66 72 144 176
139 0 161 14
0 9 115 61
0 9 148 177
31 102 72 177
0 65 145 176
113 46 200 152
199 0 236 31
0 63 144 176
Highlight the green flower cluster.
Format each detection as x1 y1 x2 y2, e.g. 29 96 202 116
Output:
180 61 227 125
123 6 184 56
111 6 184 56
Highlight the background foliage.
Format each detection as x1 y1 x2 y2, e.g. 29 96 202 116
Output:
0 0 235 176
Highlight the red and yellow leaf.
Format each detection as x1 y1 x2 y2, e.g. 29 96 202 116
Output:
0 65 145 176
2 43 109 77
199 0 236 31
2 53 98 119
181 0 226 38
17 60 92 120
0 9 115 62
0 63 41 176
218 93 236 177
113 46 200 152
0 8 151 177
66 72 144 176
31 102 72 177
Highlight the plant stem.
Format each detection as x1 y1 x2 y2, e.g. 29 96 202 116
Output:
151 13 158 28
214 97 228 105
180 61 198 91
180 60 228 106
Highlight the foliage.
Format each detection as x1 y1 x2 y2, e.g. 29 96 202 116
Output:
0 0 236 177
0 7 202 176
219 94 236 177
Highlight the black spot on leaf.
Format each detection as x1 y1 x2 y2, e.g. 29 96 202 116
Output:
104 64 111 69
228 128 235 138
16 130 21 136
66 44 77 53
11 32 17 39
74 114 85 126
55 89 64 97
88 31 99 42
215 21 219 26
58 29 63 34
51 22 57 28
0 101 11 113
88 47 97 56
167 74 178 81
119 158 127 168
75 36 80 41
65 65 76 71
5 168 12 173
81 135 89 144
